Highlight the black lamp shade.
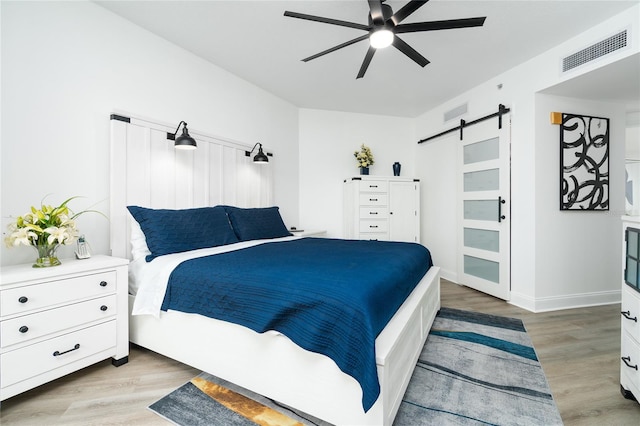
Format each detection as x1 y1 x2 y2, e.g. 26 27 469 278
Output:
174 126 197 150
253 145 269 163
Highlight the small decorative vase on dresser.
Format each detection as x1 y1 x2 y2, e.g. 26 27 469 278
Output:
621 216 640 403
0 255 129 401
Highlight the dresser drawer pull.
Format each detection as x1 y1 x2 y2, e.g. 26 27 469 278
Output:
621 310 638 322
18 296 28 304
622 356 638 371
53 344 80 357
369 225 379 228
369 185 378 188
19 326 29 333
99 281 108 287
370 212 378 215
100 305 108 311
369 198 378 202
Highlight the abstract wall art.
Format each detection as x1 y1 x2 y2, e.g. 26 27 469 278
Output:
560 113 609 210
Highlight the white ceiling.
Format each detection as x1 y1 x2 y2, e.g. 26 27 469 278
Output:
96 0 640 117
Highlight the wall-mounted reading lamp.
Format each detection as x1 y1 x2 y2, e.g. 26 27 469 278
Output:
167 121 197 150
245 143 269 163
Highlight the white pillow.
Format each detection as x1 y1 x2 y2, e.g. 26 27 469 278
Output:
130 214 151 261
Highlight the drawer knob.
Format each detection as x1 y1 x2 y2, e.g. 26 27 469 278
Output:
19 326 29 333
621 310 638 322
53 343 80 357
18 296 28 304
100 305 108 311
99 281 108 287
622 356 638 371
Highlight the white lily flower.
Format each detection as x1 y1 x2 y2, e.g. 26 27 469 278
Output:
9 227 38 247
45 226 71 245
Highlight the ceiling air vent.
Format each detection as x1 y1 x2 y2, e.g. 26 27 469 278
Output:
562 29 627 72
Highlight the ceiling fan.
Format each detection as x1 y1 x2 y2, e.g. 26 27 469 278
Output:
284 0 486 79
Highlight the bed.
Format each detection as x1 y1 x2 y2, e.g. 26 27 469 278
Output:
109 114 441 425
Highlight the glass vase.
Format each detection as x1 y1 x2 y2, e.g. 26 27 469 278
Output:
33 243 61 268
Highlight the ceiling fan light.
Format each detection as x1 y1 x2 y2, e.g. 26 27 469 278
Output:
370 28 394 49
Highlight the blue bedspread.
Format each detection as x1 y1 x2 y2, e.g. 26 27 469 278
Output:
160 237 433 412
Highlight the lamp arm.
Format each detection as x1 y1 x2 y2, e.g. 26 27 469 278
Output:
248 142 262 155
172 120 187 136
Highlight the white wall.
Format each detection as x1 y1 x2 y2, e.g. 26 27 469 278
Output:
534 95 625 310
414 5 638 311
298 109 415 237
0 1 299 266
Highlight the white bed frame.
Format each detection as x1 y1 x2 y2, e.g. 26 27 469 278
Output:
110 113 441 425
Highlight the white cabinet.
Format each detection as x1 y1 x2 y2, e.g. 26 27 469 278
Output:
0 255 129 401
621 217 640 403
344 176 420 243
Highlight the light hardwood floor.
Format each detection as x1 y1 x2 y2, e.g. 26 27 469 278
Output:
1 280 639 425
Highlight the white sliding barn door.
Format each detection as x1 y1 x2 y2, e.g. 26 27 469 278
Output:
457 116 511 301
109 114 273 259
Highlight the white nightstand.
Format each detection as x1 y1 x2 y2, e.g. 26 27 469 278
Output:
0 255 129 401
290 229 327 237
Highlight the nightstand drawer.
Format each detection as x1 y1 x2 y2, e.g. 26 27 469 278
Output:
360 220 389 233
359 194 388 206
1 271 116 317
1 320 116 388
360 207 388 219
1 294 117 348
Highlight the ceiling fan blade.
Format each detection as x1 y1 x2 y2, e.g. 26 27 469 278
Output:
284 11 370 31
392 36 430 67
302 34 370 62
356 46 377 79
391 0 430 26
395 17 486 33
368 0 385 25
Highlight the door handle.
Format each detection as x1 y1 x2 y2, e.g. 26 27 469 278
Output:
498 196 506 222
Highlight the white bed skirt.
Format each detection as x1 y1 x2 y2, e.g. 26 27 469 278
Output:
129 266 440 426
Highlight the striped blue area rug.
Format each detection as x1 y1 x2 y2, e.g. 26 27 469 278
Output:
149 307 563 425
396 307 563 425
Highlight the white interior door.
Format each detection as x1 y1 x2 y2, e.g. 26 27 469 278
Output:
457 116 511 300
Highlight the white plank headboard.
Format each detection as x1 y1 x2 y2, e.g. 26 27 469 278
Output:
109 113 273 259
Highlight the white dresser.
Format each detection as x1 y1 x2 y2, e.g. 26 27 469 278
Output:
343 176 420 243
621 216 640 403
0 255 129 401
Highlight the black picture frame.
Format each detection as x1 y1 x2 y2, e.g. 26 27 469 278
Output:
560 113 609 210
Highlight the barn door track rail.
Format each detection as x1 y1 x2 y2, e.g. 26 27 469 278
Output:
418 104 511 144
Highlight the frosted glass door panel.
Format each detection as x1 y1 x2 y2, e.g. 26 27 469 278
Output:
464 255 499 283
463 137 499 164
464 169 499 192
464 200 498 221
464 228 499 252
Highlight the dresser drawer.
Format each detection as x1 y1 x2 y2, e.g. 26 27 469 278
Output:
358 232 389 241
360 219 389 233
1 294 117 348
622 286 640 342
621 333 640 391
1 320 116 388
359 194 388 206
359 180 388 193
1 271 116 317
360 207 388 219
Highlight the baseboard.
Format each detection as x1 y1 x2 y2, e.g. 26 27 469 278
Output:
512 289 621 313
439 268 457 283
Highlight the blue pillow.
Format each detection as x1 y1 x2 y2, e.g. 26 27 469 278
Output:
224 206 292 241
127 205 239 261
